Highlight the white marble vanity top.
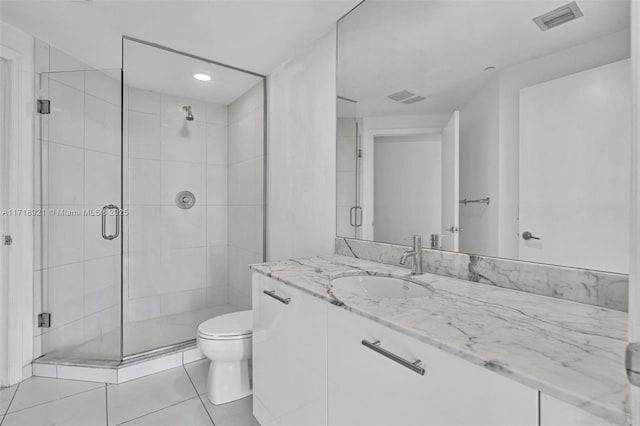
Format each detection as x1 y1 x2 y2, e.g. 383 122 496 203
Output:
250 254 630 425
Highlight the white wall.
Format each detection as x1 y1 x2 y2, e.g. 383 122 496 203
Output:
267 29 336 260
0 21 34 384
459 78 500 257
227 82 264 309
373 134 441 245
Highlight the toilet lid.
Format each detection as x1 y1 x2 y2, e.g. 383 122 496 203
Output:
197 310 252 338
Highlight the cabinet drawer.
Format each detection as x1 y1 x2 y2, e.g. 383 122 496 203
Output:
328 305 537 426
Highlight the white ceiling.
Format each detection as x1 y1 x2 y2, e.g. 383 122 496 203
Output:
0 0 359 75
123 39 263 104
338 0 631 117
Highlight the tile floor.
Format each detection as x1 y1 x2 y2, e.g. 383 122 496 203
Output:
0 360 259 426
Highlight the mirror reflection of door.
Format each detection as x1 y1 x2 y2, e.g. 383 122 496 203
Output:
441 111 460 251
337 97 361 239
518 59 630 273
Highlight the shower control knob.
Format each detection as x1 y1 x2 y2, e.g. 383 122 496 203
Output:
522 231 540 241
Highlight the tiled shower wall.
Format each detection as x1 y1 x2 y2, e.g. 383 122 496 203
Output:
124 88 230 323
34 40 122 358
227 82 264 310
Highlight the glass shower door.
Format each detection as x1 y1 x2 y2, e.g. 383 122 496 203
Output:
37 62 123 362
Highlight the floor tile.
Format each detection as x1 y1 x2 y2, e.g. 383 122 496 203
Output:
184 360 209 395
2 387 106 426
0 385 18 416
107 366 197 425
119 397 212 426
202 396 259 426
7 376 103 413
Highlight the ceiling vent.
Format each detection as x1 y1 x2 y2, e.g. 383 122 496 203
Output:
533 1 584 31
387 90 426 104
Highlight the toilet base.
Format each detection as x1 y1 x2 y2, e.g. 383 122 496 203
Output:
206 358 252 405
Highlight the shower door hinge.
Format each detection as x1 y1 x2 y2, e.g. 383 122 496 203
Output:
37 99 51 114
3 235 12 246
38 312 51 328
627 342 640 387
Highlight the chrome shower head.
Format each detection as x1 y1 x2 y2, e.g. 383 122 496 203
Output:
182 105 194 121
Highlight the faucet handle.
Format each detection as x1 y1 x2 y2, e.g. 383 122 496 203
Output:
412 235 422 250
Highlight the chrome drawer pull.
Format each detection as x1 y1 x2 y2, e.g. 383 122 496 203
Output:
263 290 291 305
362 339 425 376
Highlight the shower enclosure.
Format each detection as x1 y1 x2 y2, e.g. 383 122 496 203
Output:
34 37 266 366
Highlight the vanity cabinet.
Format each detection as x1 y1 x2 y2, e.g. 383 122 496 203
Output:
252 273 327 426
539 394 618 426
327 306 538 426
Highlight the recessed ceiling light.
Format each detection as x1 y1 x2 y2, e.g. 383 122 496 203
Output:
193 73 211 82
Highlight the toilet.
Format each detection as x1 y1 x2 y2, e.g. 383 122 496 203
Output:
197 310 253 405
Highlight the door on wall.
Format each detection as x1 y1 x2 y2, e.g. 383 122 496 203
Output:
441 111 460 251
337 98 361 239
38 64 123 361
519 60 630 273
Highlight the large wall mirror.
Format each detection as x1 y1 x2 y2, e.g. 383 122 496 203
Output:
336 0 631 274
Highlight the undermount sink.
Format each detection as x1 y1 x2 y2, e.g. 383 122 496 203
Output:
331 275 431 299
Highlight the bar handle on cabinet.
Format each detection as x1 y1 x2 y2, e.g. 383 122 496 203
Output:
362 339 425 376
263 290 291 305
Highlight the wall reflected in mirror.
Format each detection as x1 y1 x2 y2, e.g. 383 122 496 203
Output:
336 0 631 274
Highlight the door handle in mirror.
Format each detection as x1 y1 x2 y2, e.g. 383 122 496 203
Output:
522 231 540 241
445 226 464 233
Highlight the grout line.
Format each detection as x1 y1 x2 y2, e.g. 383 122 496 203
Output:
183 365 215 425
113 396 200 426
0 382 21 425
104 384 109 426
4 383 103 416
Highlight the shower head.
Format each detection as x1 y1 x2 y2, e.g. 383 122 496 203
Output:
182 105 194 121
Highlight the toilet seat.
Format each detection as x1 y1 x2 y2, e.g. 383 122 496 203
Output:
197 310 252 340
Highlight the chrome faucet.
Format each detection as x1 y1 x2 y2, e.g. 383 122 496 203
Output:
400 235 423 275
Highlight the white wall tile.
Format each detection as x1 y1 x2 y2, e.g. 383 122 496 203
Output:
206 206 227 246
206 103 227 125
84 256 119 315
48 142 83 205
206 123 227 165
161 206 206 249
206 165 227 205
84 95 120 156
48 80 84 147
85 69 120 106
163 247 206 293
129 158 161 205
206 284 228 307
160 288 206 316
160 117 206 163
47 206 84 267
228 157 263 206
228 205 263 254
206 246 228 288
35 39 50 74
83 307 120 351
128 251 163 300
129 111 161 160
129 87 161 115
126 205 162 254
128 296 161 323
84 150 120 206
46 320 84 353
161 161 205 206
47 263 84 326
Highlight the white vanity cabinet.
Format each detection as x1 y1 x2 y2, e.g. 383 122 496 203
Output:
252 273 327 426
327 306 538 426
539 394 618 426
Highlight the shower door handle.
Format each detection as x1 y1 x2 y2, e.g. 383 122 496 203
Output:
101 204 120 240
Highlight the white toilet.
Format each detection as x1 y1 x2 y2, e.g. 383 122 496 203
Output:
197 310 253 405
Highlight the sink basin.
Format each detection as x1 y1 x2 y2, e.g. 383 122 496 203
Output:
331 275 431 299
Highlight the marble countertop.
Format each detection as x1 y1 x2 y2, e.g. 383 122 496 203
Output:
250 255 630 425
